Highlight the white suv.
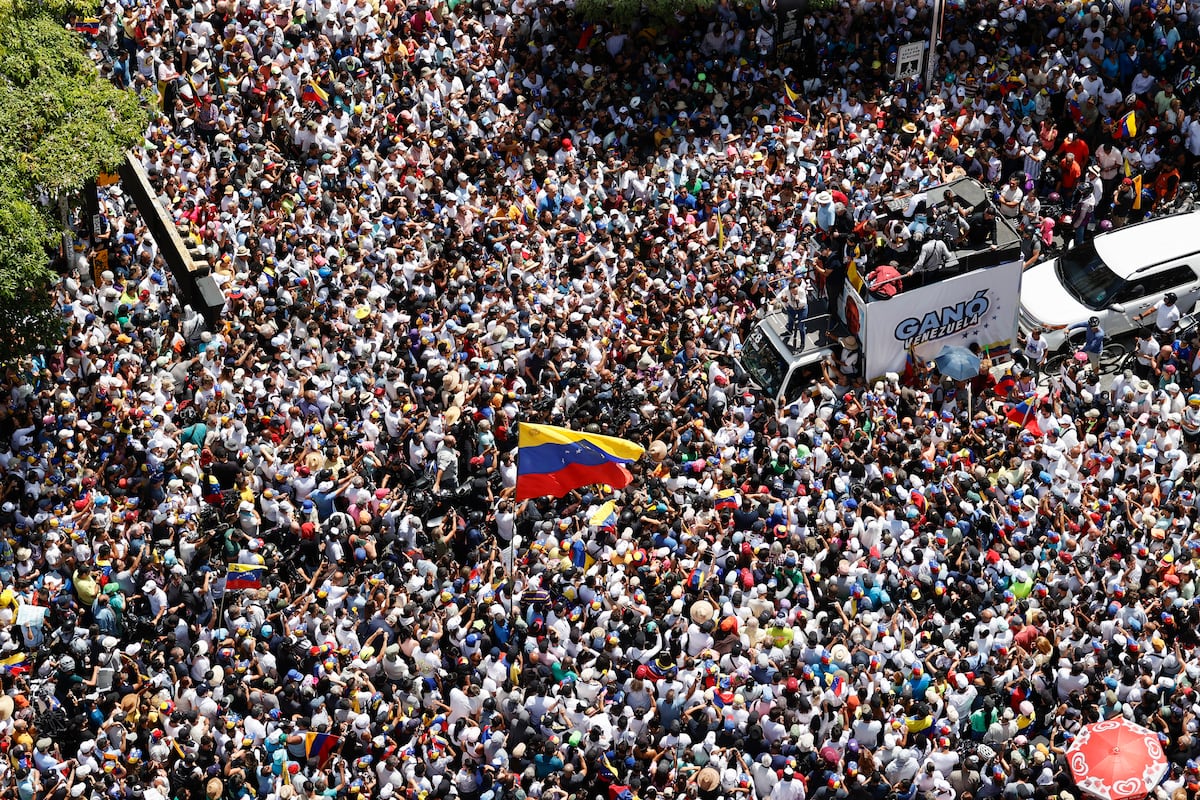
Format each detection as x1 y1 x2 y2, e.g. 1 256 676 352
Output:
1019 210 1200 365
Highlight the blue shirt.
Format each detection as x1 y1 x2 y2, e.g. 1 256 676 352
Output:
1069 321 1105 353
309 489 337 521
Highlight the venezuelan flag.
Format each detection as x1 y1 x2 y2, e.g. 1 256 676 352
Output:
781 83 806 123
303 732 339 767
597 753 619 782
1005 399 1043 435
301 81 329 108
589 500 617 527
1116 110 1137 139
515 423 644 501
226 563 264 590
71 18 100 36
0 652 28 675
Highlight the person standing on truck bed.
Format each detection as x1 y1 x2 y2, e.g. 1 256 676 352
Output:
906 230 954 278
783 276 809 347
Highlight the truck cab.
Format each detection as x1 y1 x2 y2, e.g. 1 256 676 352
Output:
740 303 834 405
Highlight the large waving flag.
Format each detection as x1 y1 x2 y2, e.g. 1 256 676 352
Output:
226 563 264 590
303 732 339 767
515 423 644 500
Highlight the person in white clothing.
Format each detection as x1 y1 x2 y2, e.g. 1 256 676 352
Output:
1021 328 1049 377
1136 292 1182 336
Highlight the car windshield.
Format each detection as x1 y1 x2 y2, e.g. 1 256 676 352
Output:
741 327 788 399
1054 242 1124 310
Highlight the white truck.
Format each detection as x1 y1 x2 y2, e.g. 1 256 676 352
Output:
739 178 1025 403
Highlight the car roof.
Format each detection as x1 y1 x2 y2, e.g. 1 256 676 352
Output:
1095 211 1200 278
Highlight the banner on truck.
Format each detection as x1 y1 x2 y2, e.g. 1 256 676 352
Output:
862 258 1022 380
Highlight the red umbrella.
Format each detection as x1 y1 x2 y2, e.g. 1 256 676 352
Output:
1068 717 1169 800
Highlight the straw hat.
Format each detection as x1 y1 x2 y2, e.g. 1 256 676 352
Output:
0 695 13 720
839 336 859 351
697 767 721 792
814 190 833 205
206 778 224 800
690 599 715 624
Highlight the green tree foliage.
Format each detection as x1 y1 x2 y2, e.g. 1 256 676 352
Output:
0 0 148 361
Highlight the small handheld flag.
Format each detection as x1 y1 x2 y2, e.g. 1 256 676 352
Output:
715 489 738 510
0 652 29 675
1115 110 1137 139
71 18 101 36
1005 398 1043 435
781 83 806 124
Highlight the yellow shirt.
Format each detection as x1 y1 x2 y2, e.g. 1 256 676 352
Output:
75 571 99 606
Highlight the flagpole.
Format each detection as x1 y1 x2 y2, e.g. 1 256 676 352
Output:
507 523 515 623
216 567 230 637
923 0 944 96
1018 394 1036 430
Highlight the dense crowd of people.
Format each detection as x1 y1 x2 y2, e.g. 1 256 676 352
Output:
2 0 1200 799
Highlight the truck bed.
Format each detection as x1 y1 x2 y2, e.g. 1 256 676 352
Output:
759 294 836 355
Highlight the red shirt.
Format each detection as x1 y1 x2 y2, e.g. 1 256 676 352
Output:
1059 158 1082 190
1060 137 1091 169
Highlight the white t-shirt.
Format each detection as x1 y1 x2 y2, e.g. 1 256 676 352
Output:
1024 335 1048 364
1154 300 1181 332
998 184 1023 217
